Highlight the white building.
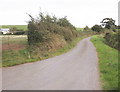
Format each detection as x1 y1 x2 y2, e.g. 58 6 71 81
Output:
0 28 10 34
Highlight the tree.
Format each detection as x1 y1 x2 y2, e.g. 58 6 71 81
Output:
101 18 115 29
84 26 90 31
91 25 102 32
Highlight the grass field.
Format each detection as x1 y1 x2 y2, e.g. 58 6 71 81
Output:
91 35 118 90
0 25 28 31
2 35 27 44
1 25 82 32
1 26 85 32
76 27 84 31
2 35 28 67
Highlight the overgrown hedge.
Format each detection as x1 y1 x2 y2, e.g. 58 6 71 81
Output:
104 31 120 51
27 12 79 45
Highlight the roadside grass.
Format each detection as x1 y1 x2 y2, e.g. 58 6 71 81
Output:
1 25 27 31
91 35 118 90
2 49 31 67
46 36 86 58
2 35 88 67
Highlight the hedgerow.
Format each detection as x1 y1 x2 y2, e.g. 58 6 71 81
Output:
27 12 78 45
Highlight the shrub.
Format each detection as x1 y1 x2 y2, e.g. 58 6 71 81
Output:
83 26 91 31
104 31 120 51
27 12 78 45
91 25 103 32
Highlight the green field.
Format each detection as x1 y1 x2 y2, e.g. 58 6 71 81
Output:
91 35 118 90
2 35 27 44
1 26 84 32
2 35 28 67
1 25 83 32
76 27 84 31
0 25 28 31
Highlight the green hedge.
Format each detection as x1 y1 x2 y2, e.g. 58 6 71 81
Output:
104 31 120 51
27 12 79 45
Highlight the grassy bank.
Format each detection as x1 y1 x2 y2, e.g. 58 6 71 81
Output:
2 35 87 67
91 35 118 90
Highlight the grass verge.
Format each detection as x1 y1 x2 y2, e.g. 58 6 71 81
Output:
91 35 118 90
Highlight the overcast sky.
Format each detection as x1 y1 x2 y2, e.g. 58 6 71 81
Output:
0 0 119 27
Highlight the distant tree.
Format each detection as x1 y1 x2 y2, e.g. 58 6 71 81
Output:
10 27 17 32
101 18 115 29
91 25 102 32
84 26 90 31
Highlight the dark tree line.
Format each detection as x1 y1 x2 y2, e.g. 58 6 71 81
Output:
91 18 119 32
101 18 115 29
90 18 120 51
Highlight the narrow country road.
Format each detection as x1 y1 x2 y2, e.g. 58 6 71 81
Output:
2 37 101 90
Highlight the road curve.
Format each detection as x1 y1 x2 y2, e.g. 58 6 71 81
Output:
2 37 101 90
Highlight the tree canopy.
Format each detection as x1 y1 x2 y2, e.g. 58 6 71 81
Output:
91 25 102 32
101 18 115 29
